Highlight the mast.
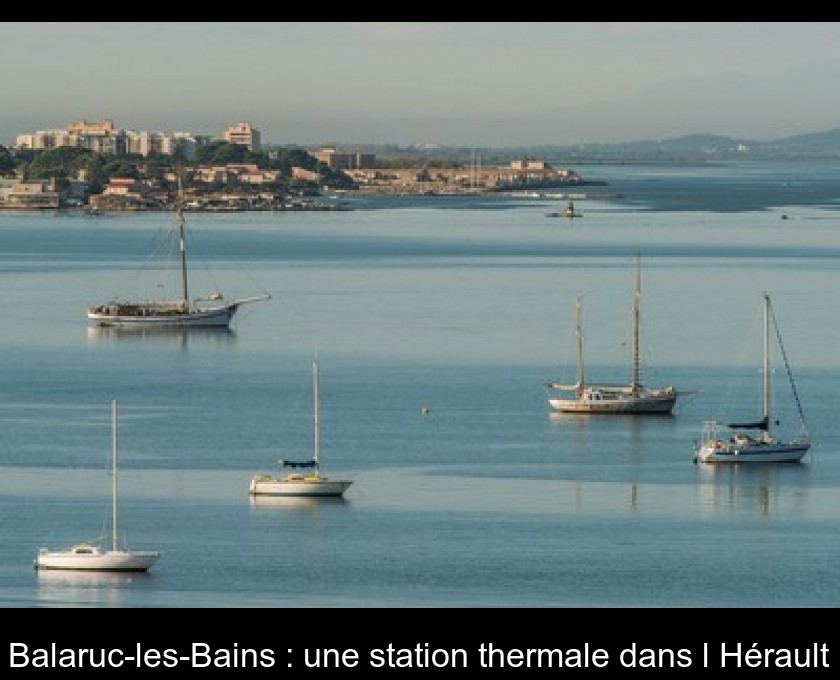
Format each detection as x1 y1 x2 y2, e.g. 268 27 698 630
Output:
631 254 641 395
313 359 320 469
112 398 118 553
176 173 189 308
763 292 771 433
574 296 585 396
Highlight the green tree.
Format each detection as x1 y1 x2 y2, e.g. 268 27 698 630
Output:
0 145 14 175
195 141 265 167
269 148 354 189
102 161 140 180
26 147 99 183
84 154 106 194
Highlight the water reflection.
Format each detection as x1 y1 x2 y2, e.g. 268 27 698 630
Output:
35 569 153 607
547 409 670 460
86 325 236 348
695 461 811 516
248 495 349 511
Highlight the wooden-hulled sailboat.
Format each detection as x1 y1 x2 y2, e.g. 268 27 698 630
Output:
547 256 679 414
86 177 270 328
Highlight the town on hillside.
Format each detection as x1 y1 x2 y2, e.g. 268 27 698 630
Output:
0 119 600 211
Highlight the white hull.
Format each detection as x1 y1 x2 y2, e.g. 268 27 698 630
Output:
249 475 353 497
87 305 235 328
695 425 810 464
695 442 809 464
34 545 160 572
549 388 677 414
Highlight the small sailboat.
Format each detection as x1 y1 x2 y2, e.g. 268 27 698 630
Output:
563 200 582 218
545 200 583 219
86 177 270 329
694 292 811 464
249 359 353 498
34 399 161 572
546 255 679 414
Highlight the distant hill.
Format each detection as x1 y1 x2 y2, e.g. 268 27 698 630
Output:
350 128 840 164
752 128 840 154
565 129 840 157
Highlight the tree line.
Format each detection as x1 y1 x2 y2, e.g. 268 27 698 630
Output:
0 141 355 194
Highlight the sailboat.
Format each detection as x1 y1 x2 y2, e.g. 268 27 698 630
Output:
34 399 161 572
545 200 583 219
86 178 270 328
546 256 679 414
694 292 811 464
249 359 353 498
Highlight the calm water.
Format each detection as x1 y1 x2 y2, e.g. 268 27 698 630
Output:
2 159 840 608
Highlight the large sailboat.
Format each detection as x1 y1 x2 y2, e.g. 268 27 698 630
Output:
546 256 679 415
693 293 811 464
86 179 270 329
34 399 161 572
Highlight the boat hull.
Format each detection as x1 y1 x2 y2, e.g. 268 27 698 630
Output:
249 475 352 497
34 547 161 572
695 440 810 464
549 389 677 415
87 306 235 328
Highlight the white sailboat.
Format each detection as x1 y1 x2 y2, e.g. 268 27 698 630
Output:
249 359 353 498
694 292 811 464
34 399 161 572
547 255 679 414
86 178 270 328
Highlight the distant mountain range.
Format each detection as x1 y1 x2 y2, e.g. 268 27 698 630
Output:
559 128 840 157
356 128 840 163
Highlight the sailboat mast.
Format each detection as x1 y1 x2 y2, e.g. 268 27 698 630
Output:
631 255 641 395
313 359 320 468
176 174 189 307
574 296 585 396
112 398 118 553
763 293 771 432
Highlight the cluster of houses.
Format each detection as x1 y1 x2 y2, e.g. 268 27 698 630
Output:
0 177 61 209
90 165 291 212
0 164 300 212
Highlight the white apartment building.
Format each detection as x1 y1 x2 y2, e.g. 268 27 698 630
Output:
13 120 208 159
222 122 261 152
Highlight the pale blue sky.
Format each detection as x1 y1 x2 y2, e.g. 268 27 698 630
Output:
2 22 839 148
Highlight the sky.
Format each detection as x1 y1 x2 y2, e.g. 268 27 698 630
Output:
2 22 840 149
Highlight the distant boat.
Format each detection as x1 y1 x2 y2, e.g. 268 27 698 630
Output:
34 399 161 572
86 177 270 329
546 255 679 415
694 293 811 464
249 359 354 498
545 200 583 219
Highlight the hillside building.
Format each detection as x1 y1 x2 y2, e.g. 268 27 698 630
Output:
223 122 261 152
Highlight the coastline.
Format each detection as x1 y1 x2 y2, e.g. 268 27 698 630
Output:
0 182 618 213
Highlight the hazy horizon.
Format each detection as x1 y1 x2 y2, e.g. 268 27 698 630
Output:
2 22 840 148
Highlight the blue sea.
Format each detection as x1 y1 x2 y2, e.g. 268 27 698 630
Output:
2 158 840 612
